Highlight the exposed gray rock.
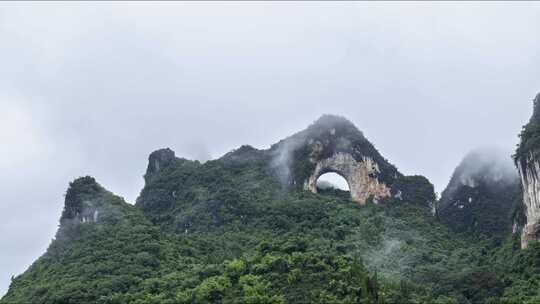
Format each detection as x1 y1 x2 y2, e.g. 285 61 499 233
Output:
145 148 176 182
517 154 540 248
515 93 540 248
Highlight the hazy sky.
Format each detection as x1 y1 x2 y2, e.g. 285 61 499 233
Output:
1 2 540 296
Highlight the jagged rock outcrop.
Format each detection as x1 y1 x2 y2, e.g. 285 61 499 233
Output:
60 176 105 226
136 149 202 217
269 115 400 204
57 176 134 242
144 148 176 182
515 93 540 248
438 148 521 239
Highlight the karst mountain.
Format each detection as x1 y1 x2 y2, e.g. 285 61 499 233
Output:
5 102 540 304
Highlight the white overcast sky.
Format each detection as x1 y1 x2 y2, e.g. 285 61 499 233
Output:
1 2 540 296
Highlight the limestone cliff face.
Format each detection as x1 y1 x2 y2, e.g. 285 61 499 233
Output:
517 155 540 247
270 115 400 204
515 93 540 248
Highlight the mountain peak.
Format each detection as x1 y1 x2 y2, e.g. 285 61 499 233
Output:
305 114 364 140
445 147 518 193
144 148 177 182
56 176 139 246
438 147 520 238
60 176 105 224
516 93 540 161
311 114 357 129
269 115 400 203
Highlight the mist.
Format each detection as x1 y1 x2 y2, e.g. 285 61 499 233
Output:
2 2 540 296
442 146 520 199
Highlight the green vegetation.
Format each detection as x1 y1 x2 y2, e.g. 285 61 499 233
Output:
438 180 521 241
515 94 540 161
4 116 540 303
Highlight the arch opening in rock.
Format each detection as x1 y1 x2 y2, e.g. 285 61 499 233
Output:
303 152 392 204
316 172 350 192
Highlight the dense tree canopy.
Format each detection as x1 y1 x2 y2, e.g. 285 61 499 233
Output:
4 114 540 303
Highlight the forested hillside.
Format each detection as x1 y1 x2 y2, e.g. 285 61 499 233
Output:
4 116 540 304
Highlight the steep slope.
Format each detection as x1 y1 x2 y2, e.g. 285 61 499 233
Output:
438 148 521 240
1 177 195 304
515 93 540 248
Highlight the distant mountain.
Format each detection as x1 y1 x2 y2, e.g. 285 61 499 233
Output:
438 148 521 240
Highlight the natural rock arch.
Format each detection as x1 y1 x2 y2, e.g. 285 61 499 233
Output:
304 152 391 204
268 115 400 205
